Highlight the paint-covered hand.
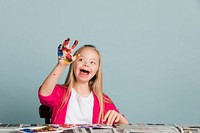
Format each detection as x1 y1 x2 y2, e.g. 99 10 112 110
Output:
57 38 79 65
103 110 122 126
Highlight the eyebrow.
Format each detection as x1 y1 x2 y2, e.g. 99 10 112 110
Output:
80 55 98 61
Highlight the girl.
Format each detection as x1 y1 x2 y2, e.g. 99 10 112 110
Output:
38 38 128 125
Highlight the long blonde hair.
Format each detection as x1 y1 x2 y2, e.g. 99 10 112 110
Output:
58 45 105 123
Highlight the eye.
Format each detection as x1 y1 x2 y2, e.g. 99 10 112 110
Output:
78 58 84 62
90 61 96 65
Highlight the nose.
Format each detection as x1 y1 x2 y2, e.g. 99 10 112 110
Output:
83 62 89 67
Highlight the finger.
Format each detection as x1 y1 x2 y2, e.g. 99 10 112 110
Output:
72 54 81 61
106 110 114 125
107 111 116 126
64 59 71 64
71 40 78 50
65 54 73 62
111 112 118 124
58 44 63 59
103 110 111 122
114 114 121 123
64 56 73 64
63 38 70 49
58 44 63 50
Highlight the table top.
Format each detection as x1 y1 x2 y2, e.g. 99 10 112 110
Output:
0 123 200 133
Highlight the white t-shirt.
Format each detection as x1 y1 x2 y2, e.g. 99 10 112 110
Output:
65 88 94 124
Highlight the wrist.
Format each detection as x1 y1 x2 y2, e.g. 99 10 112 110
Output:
56 62 68 70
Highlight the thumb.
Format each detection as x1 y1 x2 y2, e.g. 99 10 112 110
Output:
72 54 81 61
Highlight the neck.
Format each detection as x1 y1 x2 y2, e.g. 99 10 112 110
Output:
73 82 91 97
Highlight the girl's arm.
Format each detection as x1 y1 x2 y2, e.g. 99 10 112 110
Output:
39 38 78 96
40 63 67 96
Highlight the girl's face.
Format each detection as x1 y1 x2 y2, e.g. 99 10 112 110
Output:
73 47 99 84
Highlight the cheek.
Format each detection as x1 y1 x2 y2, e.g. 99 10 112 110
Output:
92 66 99 74
73 64 79 75
74 61 81 69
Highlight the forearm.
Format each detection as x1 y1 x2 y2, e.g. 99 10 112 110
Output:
40 63 67 96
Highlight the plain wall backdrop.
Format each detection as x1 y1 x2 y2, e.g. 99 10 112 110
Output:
0 0 200 124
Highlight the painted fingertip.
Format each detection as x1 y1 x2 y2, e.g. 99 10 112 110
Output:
64 38 70 43
77 54 80 57
64 60 70 64
74 40 78 46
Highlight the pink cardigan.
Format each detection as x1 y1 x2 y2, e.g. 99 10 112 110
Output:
38 84 119 124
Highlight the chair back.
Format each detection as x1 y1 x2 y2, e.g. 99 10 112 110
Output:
39 105 52 124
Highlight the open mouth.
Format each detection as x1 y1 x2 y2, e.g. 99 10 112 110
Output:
80 69 90 75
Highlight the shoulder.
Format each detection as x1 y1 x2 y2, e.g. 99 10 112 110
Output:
103 93 119 112
54 84 69 94
92 92 113 103
103 93 113 104
55 84 67 90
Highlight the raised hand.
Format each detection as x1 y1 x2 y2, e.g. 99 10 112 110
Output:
58 38 79 65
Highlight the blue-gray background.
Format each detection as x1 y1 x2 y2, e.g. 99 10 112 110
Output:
0 0 200 124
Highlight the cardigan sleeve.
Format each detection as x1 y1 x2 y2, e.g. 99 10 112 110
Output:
104 94 119 113
38 84 66 107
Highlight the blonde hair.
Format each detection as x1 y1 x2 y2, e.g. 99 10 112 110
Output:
57 45 105 123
